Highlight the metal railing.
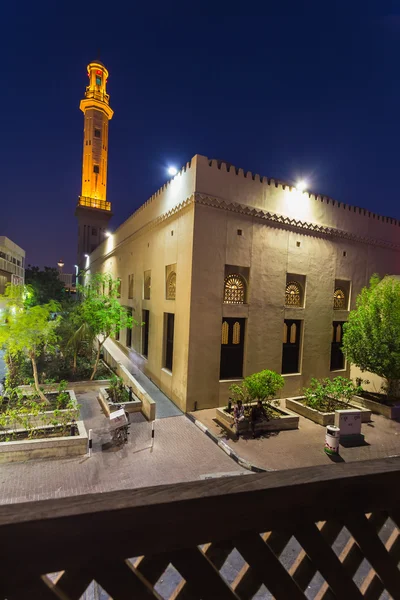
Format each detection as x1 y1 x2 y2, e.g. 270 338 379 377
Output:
0 456 400 598
77 196 111 211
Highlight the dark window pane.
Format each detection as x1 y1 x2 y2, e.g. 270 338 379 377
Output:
282 319 301 374
126 308 133 347
330 321 345 370
165 313 175 371
93 165 99 174
94 128 101 138
142 310 149 357
220 318 245 379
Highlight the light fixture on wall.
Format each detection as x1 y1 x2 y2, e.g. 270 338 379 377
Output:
296 180 308 192
105 231 112 237
167 166 178 176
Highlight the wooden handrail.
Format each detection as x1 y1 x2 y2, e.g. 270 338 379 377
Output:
1 458 400 573
1 457 400 598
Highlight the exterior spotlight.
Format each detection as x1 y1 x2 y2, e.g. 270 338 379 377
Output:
105 231 112 237
296 180 307 192
84 254 89 258
57 259 64 269
168 166 178 176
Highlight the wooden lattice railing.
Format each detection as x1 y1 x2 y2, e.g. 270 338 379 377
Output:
1 457 400 599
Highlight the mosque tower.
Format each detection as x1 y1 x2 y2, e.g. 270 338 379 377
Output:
75 60 113 270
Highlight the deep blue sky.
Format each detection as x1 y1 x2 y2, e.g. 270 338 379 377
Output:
2 5 400 270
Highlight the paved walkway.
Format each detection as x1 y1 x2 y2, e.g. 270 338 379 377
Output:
0 388 245 505
103 338 182 419
192 401 400 471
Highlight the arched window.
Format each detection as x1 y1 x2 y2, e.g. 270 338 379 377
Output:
285 281 302 307
333 288 346 310
221 321 229 344
166 272 176 300
232 321 241 344
223 274 246 304
144 276 151 300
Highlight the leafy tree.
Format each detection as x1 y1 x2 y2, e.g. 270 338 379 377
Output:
76 273 137 380
230 369 284 417
25 265 66 305
0 285 60 401
342 274 400 398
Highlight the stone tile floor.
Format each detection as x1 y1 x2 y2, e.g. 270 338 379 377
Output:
0 388 245 505
192 401 400 471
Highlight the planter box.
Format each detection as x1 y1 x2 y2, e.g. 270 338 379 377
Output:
216 402 299 433
0 420 88 463
286 396 371 426
351 394 400 420
98 387 142 418
3 390 80 428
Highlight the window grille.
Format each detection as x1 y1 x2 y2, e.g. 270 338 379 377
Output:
334 288 346 310
166 272 176 300
285 281 302 307
223 274 246 304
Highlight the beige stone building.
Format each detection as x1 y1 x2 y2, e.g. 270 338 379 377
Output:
88 154 400 412
0 236 25 294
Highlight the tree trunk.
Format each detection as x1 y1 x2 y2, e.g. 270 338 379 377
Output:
386 378 400 399
90 341 103 381
73 350 77 373
31 355 47 403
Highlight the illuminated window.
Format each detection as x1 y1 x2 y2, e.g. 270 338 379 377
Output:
221 321 229 345
232 322 241 344
333 288 346 310
93 165 99 174
96 76 102 86
144 274 151 300
223 274 246 304
285 281 302 307
94 128 101 138
166 272 176 300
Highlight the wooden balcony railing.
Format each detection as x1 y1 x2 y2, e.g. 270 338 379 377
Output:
0 457 400 599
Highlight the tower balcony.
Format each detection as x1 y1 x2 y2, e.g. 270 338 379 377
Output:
77 196 111 212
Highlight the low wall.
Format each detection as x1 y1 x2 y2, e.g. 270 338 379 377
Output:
102 347 156 421
216 403 299 433
286 397 372 426
0 420 88 463
98 388 142 417
4 390 80 428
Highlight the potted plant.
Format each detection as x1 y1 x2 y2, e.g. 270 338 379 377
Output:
286 376 370 426
216 369 299 434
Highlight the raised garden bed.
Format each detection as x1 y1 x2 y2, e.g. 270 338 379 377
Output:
98 387 142 417
1 389 80 428
285 396 371 426
351 393 400 420
216 402 299 434
0 420 87 463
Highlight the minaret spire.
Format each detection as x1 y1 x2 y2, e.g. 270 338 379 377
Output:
75 59 113 270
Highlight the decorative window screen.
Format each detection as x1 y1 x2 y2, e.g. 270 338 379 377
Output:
285 281 302 307
166 272 176 300
334 289 346 310
223 274 246 304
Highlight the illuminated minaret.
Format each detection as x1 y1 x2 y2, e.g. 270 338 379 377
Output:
75 60 113 270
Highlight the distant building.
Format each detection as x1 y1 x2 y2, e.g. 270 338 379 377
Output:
75 60 113 273
0 236 25 294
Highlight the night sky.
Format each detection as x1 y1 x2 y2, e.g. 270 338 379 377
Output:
2 6 400 271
